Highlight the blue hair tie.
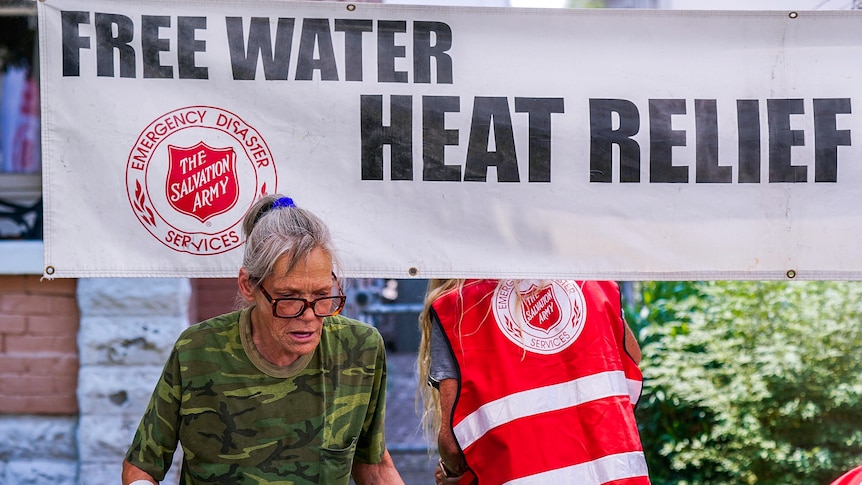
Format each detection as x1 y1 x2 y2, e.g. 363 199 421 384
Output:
272 197 296 209
252 196 296 226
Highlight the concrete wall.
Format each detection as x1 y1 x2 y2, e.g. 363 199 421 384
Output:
76 278 189 485
0 416 77 485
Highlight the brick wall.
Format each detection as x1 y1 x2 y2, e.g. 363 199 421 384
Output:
190 278 239 323
0 276 237 415
0 275 79 414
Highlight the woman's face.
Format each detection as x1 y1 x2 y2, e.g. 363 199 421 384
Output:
244 247 334 365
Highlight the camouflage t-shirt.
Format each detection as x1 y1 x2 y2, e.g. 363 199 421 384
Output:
125 308 388 485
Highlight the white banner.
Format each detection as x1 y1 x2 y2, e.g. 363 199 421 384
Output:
37 0 862 279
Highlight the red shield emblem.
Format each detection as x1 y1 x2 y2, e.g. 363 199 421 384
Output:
166 142 239 222
521 285 562 333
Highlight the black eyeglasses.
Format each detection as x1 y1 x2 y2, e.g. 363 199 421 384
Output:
258 278 346 318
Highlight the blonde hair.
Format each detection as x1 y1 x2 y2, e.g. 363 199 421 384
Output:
416 279 465 448
416 279 552 449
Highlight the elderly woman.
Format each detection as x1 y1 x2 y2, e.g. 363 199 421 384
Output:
123 195 404 485
418 279 650 485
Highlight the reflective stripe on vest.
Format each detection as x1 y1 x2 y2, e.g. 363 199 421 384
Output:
454 369 635 451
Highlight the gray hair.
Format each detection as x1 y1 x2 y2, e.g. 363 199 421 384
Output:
241 194 339 284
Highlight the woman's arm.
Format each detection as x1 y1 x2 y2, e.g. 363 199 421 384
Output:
623 323 642 364
122 459 157 484
351 448 405 485
437 378 468 477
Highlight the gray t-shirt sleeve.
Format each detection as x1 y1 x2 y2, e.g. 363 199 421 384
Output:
429 310 458 386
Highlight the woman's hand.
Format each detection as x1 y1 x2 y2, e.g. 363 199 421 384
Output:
436 459 464 484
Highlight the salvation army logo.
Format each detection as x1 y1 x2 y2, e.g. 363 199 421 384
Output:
125 106 277 255
166 142 239 222
493 280 587 355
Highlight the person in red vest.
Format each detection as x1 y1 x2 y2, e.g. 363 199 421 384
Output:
418 279 650 485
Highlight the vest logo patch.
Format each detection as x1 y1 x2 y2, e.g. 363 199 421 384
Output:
493 280 587 354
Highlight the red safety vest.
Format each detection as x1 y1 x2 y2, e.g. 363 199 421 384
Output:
433 279 650 485
831 466 862 485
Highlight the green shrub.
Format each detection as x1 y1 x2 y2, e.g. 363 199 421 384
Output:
633 281 862 485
